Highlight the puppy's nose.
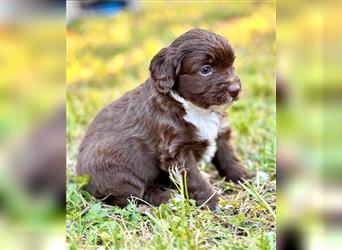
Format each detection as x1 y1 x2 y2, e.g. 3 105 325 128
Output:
228 84 241 98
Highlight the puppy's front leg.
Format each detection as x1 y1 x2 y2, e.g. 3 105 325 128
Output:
212 128 251 183
178 151 219 210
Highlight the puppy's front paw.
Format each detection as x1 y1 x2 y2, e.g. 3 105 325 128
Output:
224 163 253 183
244 170 256 179
201 193 221 211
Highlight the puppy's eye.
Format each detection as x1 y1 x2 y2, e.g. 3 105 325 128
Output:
200 65 212 75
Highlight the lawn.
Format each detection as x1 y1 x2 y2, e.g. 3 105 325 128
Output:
67 2 276 249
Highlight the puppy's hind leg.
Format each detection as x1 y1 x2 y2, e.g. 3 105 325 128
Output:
100 175 145 208
143 187 173 206
102 184 144 208
212 128 253 183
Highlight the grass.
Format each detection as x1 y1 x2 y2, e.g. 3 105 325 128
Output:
67 1 275 249
67 168 275 249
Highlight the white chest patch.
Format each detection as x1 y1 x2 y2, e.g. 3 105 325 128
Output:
171 91 228 162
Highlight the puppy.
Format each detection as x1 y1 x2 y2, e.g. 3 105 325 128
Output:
76 28 249 210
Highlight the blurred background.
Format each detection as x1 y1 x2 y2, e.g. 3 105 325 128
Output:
277 1 342 249
0 0 66 249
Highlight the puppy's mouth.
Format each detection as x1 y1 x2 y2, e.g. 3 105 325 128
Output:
214 83 241 106
209 94 236 113
225 93 240 104
229 93 240 102
226 96 234 104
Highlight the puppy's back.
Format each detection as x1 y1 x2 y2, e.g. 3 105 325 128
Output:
75 82 161 198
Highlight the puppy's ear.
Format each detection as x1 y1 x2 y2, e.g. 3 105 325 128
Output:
149 47 177 94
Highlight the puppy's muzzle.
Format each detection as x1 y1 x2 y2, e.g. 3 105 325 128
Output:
228 83 241 99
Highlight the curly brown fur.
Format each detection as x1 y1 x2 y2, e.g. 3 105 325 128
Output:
76 28 249 210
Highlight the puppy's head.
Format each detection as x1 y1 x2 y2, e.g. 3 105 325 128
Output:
149 28 241 109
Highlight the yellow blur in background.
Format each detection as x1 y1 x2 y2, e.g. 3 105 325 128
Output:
0 3 66 249
277 1 342 249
